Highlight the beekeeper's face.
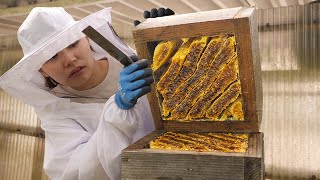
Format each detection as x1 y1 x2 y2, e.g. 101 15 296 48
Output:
40 37 99 90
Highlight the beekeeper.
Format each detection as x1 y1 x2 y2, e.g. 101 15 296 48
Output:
0 7 173 180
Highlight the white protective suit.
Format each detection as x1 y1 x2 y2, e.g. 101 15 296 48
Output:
0 7 155 180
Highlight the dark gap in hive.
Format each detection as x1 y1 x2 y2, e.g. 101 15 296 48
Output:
206 81 241 119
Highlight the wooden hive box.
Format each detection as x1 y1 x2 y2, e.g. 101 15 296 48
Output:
122 7 264 180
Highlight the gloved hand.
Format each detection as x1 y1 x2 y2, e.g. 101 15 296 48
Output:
115 56 154 110
133 8 175 26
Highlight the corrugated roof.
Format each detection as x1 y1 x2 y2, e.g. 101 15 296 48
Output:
0 0 316 38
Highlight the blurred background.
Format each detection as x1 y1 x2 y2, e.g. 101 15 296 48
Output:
0 0 319 179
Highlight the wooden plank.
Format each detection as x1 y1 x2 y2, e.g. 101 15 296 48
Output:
244 157 264 180
0 27 16 36
122 132 264 179
147 87 164 130
122 152 245 179
123 0 161 12
245 133 263 157
0 0 106 16
221 0 245 8
244 133 264 179
5 14 28 23
249 8 263 129
133 7 241 42
133 19 236 43
134 41 164 130
234 7 263 129
0 23 18 30
234 7 256 129
184 0 222 11
0 18 21 27
100 1 142 21
65 7 90 18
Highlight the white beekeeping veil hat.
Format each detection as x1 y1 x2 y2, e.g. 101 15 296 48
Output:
0 7 135 110
18 7 76 56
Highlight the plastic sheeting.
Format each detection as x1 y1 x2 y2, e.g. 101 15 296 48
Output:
0 131 48 180
258 4 320 179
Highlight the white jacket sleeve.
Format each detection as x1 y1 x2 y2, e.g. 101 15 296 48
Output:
40 95 154 180
96 95 154 179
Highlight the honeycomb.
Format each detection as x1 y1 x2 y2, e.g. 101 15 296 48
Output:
152 35 244 121
149 132 248 153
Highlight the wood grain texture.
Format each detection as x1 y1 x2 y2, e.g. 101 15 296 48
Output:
232 7 261 132
234 7 263 131
132 7 262 133
249 8 263 129
136 7 242 30
134 41 164 130
122 131 264 179
122 152 245 180
244 133 264 179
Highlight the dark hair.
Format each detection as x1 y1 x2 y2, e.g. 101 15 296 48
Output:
45 77 58 89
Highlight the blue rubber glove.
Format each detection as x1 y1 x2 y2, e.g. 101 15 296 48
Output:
115 57 154 110
133 8 175 57
133 8 175 26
